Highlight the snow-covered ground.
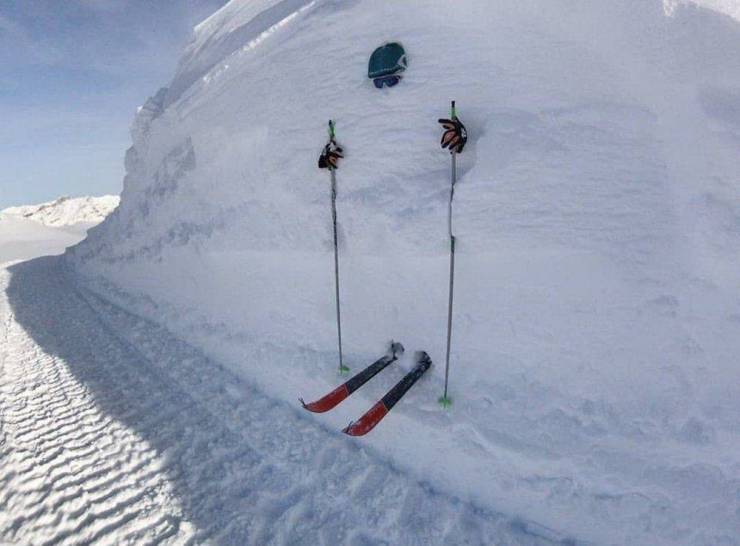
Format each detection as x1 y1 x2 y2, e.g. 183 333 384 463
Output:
4 0 740 544
1 221 558 545
0 262 538 546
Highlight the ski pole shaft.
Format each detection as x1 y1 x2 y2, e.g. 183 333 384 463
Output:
443 153 456 401
331 168 344 373
326 119 346 374
442 101 457 403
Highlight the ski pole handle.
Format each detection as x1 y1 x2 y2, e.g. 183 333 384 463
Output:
451 100 456 119
328 120 335 140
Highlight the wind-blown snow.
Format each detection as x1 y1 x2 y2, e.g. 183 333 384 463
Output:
64 0 740 544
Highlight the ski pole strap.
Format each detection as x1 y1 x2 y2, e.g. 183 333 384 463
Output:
319 138 344 170
439 101 467 154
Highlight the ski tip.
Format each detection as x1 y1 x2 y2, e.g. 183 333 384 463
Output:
300 397 324 413
343 422 372 437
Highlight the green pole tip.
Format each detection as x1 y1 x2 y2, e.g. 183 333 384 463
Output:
438 395 453 409
339 364 350 375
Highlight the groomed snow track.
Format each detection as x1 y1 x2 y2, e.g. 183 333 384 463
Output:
0 256 570 545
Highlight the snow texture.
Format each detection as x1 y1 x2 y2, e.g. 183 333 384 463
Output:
0 248 562 545
50 0 740 544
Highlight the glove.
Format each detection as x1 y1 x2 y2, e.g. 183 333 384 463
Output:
438 117 467 153
318 140 344 170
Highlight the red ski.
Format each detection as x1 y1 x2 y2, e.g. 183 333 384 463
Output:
344 352 432 436
300 342 404 413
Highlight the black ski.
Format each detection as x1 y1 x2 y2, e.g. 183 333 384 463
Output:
300 342 404 413
343 351 432 436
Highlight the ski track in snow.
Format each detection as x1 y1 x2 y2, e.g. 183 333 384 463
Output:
0 256 567 546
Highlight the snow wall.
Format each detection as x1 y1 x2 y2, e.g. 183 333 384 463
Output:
67 1 740 544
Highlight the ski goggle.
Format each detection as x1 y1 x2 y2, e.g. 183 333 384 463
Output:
373 75 402 89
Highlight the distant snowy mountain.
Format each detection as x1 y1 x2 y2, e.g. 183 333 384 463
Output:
3 195 119 228
0 196 118 263
669 0 740 20
65 1 740 544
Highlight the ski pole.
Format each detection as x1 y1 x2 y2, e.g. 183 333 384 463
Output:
328 121 349 375
438 100 466 408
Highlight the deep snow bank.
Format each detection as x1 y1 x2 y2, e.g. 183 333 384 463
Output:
67 1 740 544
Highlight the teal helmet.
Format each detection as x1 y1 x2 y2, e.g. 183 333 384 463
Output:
368 42 408 79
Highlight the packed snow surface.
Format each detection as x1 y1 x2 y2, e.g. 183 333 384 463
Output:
3 195 120 228
61 0 740 544
3 253 554 545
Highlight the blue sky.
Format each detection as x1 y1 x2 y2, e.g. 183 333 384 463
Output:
0 0 227 209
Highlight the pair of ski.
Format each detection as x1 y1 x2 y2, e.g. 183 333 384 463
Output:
300 342 431 436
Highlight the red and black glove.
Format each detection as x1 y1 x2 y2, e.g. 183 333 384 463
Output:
438 117 467 153
318 140 344 170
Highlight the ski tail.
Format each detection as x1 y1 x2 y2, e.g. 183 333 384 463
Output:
300 383 350 413
343 351 432 436
301 342 404 413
